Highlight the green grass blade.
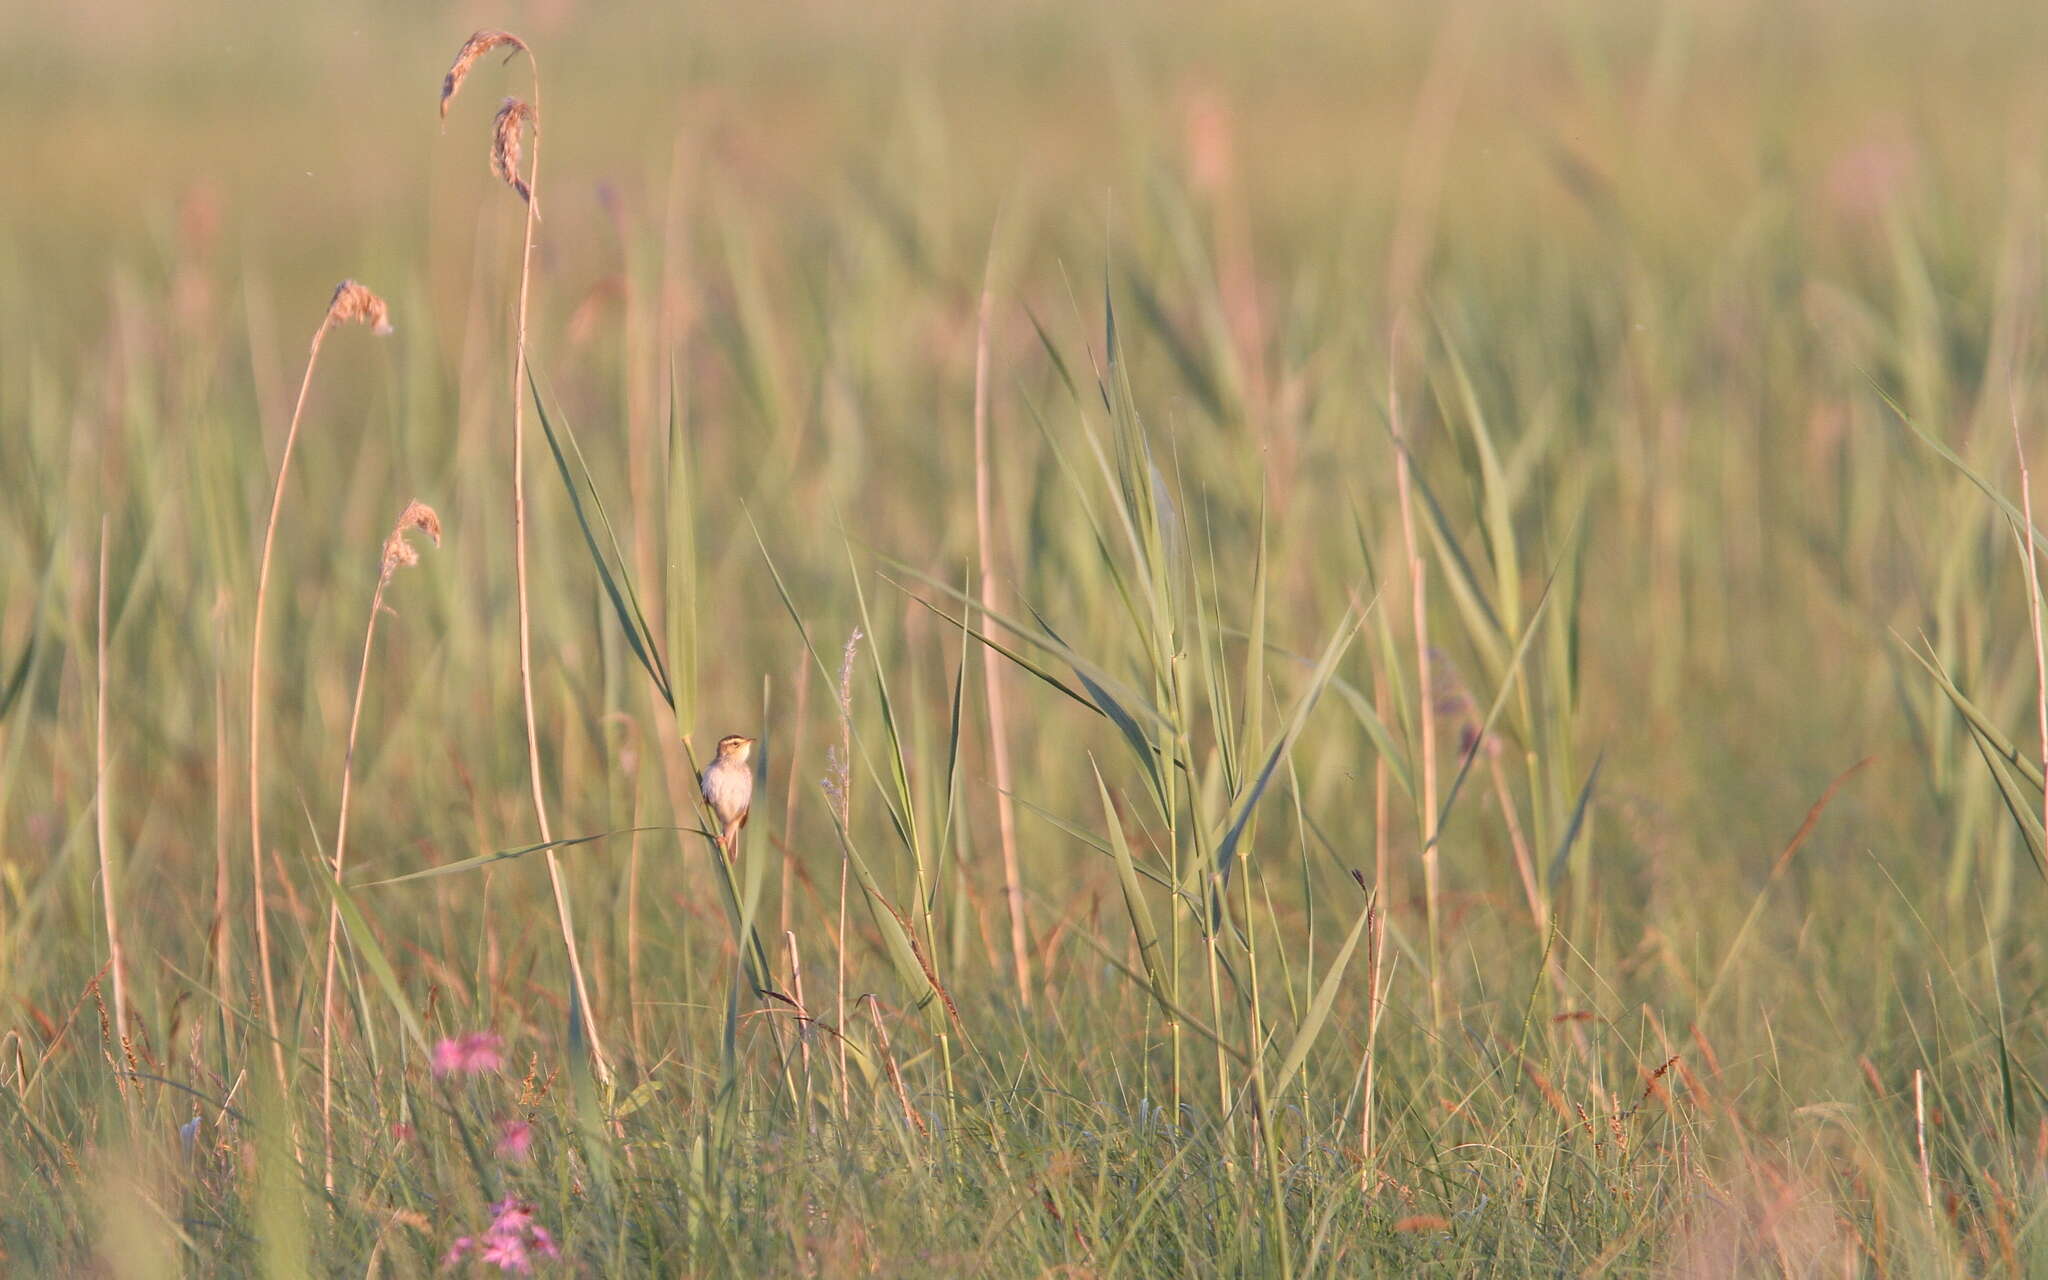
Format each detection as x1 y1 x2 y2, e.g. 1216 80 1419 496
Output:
1210 603 1363 889
1544 750 1604 887
1094 762 1168 1006
1267 894 1375 1099
357 827 680 888
528 368 673 709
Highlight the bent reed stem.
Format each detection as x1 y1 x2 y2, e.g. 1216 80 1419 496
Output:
501 48 611 1083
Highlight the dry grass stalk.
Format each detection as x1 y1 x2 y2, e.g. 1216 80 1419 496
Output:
321 500 441 1192
1914 1069 1933 1216
1486 749 1544 929
440 29 528 121
435 27 609 1082
971 267 1031 1011
211 592 232 1049
491 99 535 203
780 651 809 940
786 931 812 1084
1384 14 1478 1032
2012 404 2048 852
830 628 862 1115
248 278 393 1099
623 724 648 1061
862 996 926 1139
1362 675 1391 1184
94 517 129 1058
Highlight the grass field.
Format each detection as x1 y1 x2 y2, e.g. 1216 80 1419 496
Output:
6 1 2048 1273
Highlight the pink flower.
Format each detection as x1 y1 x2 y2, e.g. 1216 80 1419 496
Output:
529 1226 560 1260
432 1032 505 1078
478 1234 531 1274
445 1198 558 1273
496 1118 535 1161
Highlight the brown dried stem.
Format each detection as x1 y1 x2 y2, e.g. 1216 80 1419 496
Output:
831 628 861 1115
94 517 128 1059
438 29 609 1081
971 261 1031 1010
248 279 393 1097
212 592 232 1050
320 501 439 1192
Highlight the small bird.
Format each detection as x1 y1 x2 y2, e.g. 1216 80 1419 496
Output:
700 734 756 859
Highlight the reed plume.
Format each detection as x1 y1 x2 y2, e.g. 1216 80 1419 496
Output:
491 99 535 204
440 30 527 121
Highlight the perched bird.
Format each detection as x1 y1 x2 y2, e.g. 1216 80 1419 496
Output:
700 734 756 859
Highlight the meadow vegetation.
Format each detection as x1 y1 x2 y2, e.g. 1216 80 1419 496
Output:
5 1 2048 1273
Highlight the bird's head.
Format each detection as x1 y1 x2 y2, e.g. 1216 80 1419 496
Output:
715 734 757 762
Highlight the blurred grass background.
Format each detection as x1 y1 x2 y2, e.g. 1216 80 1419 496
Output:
5 0 2048 1273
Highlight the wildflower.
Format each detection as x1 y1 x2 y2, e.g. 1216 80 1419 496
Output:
479 1233 530 1273
432 1032 506 1078
496 1117 535 1161
529 1226 560 1260
446 1198 559 1273
493 1199 536 1229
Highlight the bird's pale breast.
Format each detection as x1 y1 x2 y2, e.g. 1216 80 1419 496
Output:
702 760 753 825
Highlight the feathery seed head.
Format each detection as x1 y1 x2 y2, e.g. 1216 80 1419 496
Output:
491 98 536 202
441 29 527 121
379 500 442 580
325 280 393 336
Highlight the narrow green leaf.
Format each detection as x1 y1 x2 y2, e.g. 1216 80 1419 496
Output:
1427 567 1562 849
1211 604 1363 888
1898 636 2045 794
1095 763 1168 1007
1267 894 1375 1099
357 828 678 888
528 369 672 709
0 625 33 722
327 877 429 1057
1544 751 1604 887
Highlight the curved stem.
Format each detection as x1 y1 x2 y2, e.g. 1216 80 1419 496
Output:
508 53 610 1082
321 574 388 1193
95 518 128 1060
249 318 330 1096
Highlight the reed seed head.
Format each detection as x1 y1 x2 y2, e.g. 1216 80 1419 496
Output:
380 500 443 580
491 98 536 202
325 280 394 336
441 29 527 121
